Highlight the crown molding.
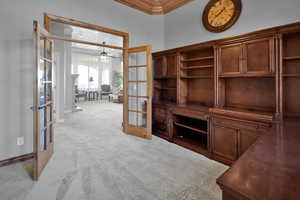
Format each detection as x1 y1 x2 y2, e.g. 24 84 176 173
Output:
114 0 194 15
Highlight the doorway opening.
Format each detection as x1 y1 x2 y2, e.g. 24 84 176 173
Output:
32 14 153 180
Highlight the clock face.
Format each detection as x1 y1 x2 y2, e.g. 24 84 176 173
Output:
202 0 242 33
208 0 235 27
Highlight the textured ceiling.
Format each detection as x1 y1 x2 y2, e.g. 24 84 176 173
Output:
114 0 194 15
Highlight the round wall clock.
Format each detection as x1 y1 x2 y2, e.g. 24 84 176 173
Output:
202 0 242 33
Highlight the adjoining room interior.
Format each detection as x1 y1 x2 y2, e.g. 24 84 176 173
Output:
50 21 124 125
1 0 300 200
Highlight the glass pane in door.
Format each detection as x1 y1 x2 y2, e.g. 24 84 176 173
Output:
136 52 146 66
137 113 147 128
128 111 137 126
38 37 54 152
128 50 148 129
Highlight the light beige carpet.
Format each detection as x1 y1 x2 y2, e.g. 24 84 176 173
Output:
0 102 228 200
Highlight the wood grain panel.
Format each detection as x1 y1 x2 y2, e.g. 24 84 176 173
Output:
225 78 276 112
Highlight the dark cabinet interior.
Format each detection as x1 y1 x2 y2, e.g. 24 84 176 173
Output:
173 114 209 155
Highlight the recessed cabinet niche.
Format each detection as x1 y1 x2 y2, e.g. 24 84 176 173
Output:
282 31 300 119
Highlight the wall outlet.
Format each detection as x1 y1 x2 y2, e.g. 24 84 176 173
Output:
17 137 24 146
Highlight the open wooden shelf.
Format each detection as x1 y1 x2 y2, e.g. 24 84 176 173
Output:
181 65 214 70
181 56 214 62
154 76 177 80
154 86 177 90
210 107 275 123
174 122 207 134
218 73 275 78
181 75 213 79
173 135 209 156
283 56 300 60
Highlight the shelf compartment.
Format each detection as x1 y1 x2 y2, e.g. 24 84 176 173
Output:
181 56 214 62
218 73 275 78
154 87 177 90
181 75 213 79
173 126 208 153
174 114 208 132
210 107 274 123
181 65 214 70
154 76 177 80
174 122 207 134
218 77 277 115
283 56 300 61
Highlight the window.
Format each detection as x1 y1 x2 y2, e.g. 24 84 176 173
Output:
102 69 110 85
77 65 89 89
89 66 99 89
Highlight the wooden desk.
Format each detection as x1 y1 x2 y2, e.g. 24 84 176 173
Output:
217 119 300 200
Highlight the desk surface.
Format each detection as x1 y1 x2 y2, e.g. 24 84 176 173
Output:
217 119 300 200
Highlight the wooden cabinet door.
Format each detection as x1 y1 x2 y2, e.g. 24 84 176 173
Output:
218 44 242 75
239 129 263 156
243 38 275 75
153 106 168 134
153 56 166 78
212 125 239 161
166 54 177 77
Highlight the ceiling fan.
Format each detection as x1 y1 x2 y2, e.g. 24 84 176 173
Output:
99 42 121 59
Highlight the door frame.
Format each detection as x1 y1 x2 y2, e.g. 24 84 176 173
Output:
31 14 132 180
43 13 129 131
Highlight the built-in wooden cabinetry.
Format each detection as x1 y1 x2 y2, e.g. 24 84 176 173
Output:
152 22 300 167
210 115 269 164
281 29 300 120
179 46 215 106
218 37 275 77
153 54 177 103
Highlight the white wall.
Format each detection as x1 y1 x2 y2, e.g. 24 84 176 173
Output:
1 0 300 161
0 0 164 160
164 0 300 49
